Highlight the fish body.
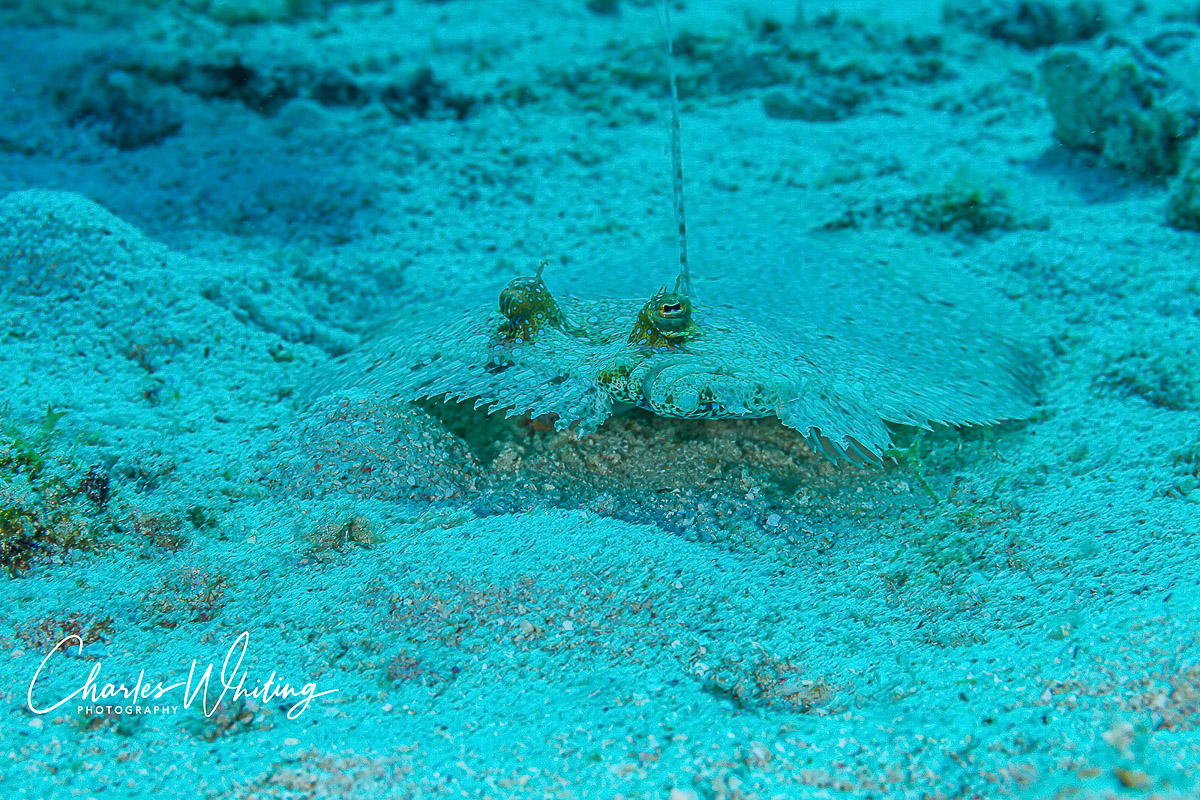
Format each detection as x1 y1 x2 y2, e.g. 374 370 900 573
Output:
335 262 1038 466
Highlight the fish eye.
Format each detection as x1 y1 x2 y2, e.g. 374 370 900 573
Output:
498 270 567 339
636 290 694 339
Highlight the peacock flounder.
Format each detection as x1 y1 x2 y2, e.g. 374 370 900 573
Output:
324 8 1041 466
334 254 1039 467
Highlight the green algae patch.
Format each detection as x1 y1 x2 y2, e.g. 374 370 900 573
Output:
0 410 116 575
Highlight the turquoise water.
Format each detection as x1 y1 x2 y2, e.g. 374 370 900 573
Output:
1 1 1198 797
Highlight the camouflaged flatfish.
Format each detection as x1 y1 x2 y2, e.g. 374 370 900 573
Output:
318 8 1040 466
329 259 1039 466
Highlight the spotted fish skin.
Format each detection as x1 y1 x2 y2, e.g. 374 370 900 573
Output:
494 263 582 343
598 303 894 464
337 292 625 437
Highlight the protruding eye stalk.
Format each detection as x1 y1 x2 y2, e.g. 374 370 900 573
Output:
497 261 568 342
629 287 697 347
497 263 698 349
